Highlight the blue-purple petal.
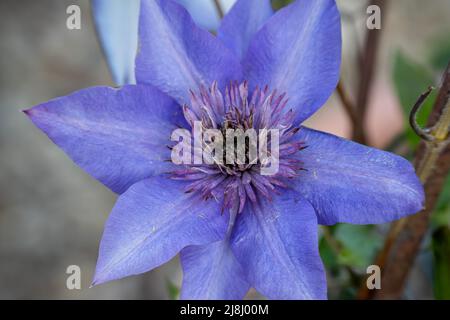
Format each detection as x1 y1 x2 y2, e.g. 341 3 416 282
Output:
91 0 140 85
242 0 341 124
93 177 228 285
218 0 273 59
24 85 183 194
180 241 250 299
294 127 425 225
136 0 242 105
231 192 327 299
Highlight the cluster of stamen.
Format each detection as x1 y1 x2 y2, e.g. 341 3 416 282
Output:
170 81 307 214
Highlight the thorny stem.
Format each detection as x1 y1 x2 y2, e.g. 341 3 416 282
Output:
409 86 435 142
213 0 224 18
433 95 450 140
413 74 450 183
359 62 450 299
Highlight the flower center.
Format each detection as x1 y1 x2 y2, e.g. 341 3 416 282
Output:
170 81 306 214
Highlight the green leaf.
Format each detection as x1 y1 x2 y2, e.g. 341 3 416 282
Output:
166 279 180 300
334 224 382 269
432 226 450 299
392 51 437 148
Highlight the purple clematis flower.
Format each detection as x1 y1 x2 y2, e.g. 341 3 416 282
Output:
24 0 424 299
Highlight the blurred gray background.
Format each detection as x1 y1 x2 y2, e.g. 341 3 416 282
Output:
0 0 449 299
0 0 180 299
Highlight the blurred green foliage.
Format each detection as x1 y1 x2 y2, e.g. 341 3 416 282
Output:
272 0 294 10
431 175 450 299
334 224 382 269
430 37 450 71
432 226 450 299
166 279 180 300
432 175 450 228
320 225 382 299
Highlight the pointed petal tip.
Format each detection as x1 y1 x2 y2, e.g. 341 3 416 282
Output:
22 106 42 121
90 273 103 288
242 0 341 124
22 104 43 116
90 269 112 288
295 127 427 225
92 178 228 288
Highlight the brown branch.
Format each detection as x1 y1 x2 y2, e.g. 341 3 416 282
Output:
340 10 364 70
353 0 389 144
337 80 359 126
358 63 450 299
213 0 224 18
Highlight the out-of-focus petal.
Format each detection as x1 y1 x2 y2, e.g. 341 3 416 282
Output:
180 241 250 299
242 0 341 124
24 85 184 194
231 191 327 299
93 177 228 285
136 0 242 105
294 127 424 225
91 0 140 85
175 0 236 31
218 0 273 59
